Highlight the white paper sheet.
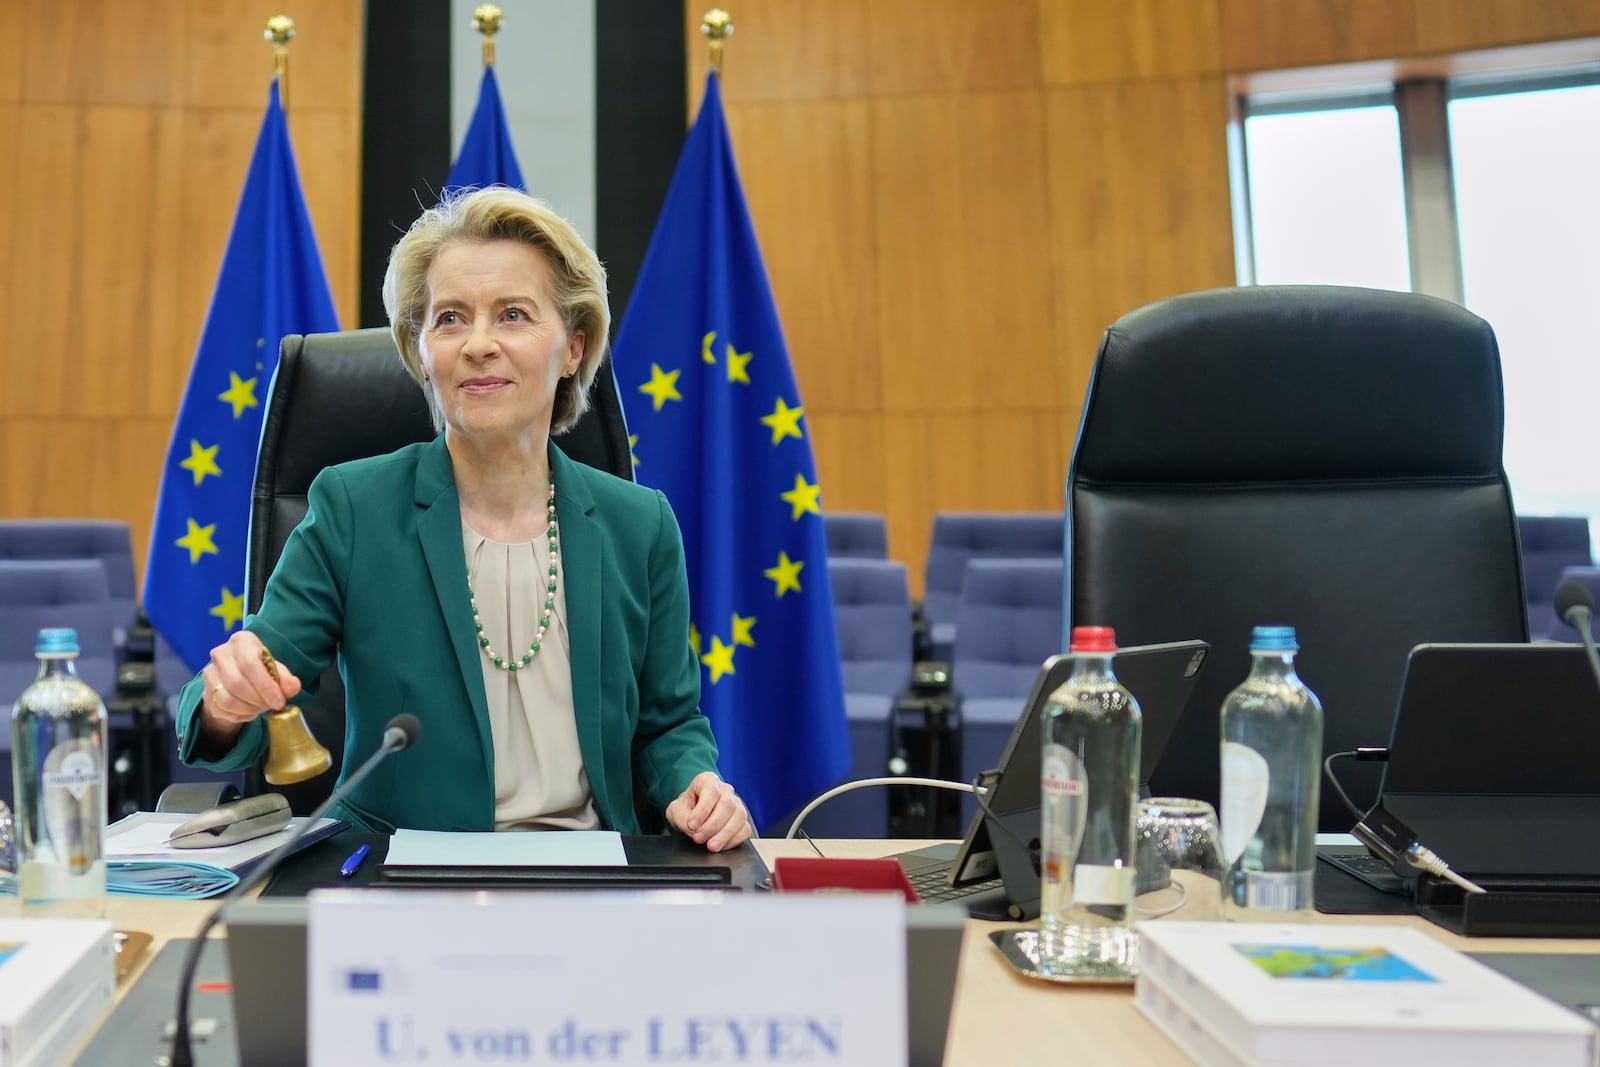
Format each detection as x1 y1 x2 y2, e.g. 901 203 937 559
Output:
104 811 341 871
382 828 628 867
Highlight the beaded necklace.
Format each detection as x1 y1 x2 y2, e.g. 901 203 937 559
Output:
469 479 558 672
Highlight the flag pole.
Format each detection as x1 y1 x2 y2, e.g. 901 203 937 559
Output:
701 8 733 77
473 4 503 69
264 15 295 113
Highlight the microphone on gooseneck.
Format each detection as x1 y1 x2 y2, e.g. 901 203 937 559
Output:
165 714 422 1067
1555 580 1600 699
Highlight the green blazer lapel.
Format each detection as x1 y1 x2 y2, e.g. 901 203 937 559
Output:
551 447 609 819
415 436 495 778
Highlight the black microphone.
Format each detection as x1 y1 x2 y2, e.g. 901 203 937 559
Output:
1555 579 1600 699
165 713 422 1067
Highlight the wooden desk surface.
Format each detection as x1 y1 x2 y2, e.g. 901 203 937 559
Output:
90 839 1600 1067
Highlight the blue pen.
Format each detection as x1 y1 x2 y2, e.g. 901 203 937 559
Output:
340 843 371 879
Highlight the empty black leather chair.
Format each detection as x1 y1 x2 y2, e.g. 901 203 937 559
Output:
1065 285 1527 830
245 328 634 813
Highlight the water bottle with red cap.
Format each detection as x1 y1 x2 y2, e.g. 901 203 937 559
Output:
1038 625 1142 978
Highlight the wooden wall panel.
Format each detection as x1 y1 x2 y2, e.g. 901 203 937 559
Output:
724 99 879 414
0 4 22 101
1041 0 1223 85
291 110 363 331
0 104 16 343
863 0 1043 96
4 105 78 419
1 3 362 581
20 0 184 106
3 418 172 536
807 413 888 526
74 107 161 419
688 0 872 105
1412 0 1600 55
872 90 1057 414
1045 76 1237 411
1218 0 1417 71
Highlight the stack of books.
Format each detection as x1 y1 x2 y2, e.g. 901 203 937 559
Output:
0 918 116 1067
1135 922 1595 1067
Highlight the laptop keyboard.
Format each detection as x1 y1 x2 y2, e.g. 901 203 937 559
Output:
907 866 1002 903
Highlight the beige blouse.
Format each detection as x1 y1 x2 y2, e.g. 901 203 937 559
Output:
462 519 600 831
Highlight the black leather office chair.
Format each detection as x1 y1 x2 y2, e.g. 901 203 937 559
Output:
1065 285 1528 831
244 328 634 815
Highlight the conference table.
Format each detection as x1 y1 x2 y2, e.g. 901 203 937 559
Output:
79 837 1600 1066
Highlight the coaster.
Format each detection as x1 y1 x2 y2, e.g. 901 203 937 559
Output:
988 927 1137 985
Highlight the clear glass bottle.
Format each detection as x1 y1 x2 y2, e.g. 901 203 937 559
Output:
10 627 108 917
1038 626 1142 978
1219 625 1323 921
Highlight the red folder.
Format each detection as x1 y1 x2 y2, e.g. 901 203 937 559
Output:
770 857 919 902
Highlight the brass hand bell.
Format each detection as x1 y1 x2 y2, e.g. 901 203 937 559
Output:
259 648 333 785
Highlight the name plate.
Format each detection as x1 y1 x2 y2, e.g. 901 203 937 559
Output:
307 889 906 1065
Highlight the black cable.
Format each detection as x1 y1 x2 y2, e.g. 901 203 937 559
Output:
1323 750 1364 821
1323 746 1390 822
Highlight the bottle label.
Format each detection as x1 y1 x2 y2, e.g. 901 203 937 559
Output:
42 750 100 799
1220 741 1270 865
42 741 102 875
1040 744 1088 889
1073 863 1134 906
1244 870 1314 912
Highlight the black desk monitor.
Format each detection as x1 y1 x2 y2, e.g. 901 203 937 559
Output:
1375 642 1600 879
943 640 1209 911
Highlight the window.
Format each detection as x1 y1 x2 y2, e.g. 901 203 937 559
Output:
1449 81 1600 519
1242 97 1411 291
1236 64 1600 534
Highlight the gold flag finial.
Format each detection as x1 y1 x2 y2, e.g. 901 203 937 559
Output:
265 15 295 110
701 8 733 77
473 4 504 67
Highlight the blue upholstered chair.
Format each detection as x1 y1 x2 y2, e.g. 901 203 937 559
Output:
0 520 136 634
0 518 191 701
794 557 915 837
823 512 889 560
922 513 1064 660
1518 516 1594 639
950 557 1065 823
0 558 119 804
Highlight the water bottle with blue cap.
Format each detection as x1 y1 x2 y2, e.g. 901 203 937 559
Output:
10 627 108 917
1219 625 1323 920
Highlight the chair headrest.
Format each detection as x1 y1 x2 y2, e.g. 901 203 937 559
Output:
1073 285 1505 485
261 329 435 497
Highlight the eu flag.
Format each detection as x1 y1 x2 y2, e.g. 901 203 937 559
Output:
143 79 339 673
614 74 851 830
444 66 525 194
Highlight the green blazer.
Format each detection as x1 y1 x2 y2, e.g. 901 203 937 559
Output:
175 436 719 833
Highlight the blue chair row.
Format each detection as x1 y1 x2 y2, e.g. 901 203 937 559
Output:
791 557 914 838
0 519 192 701
0 558 121 805
1519 516 1594 640
823 512 889 560
922 513 1063 660
950 558 1065 826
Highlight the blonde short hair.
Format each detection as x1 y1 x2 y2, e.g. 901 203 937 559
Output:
382 187 611 435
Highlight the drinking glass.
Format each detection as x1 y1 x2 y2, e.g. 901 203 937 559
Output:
1133 797 1224 922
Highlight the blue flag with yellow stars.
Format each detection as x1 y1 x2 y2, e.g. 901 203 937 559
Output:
614 73 851 831
444 65 525 195
143 79 339 674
